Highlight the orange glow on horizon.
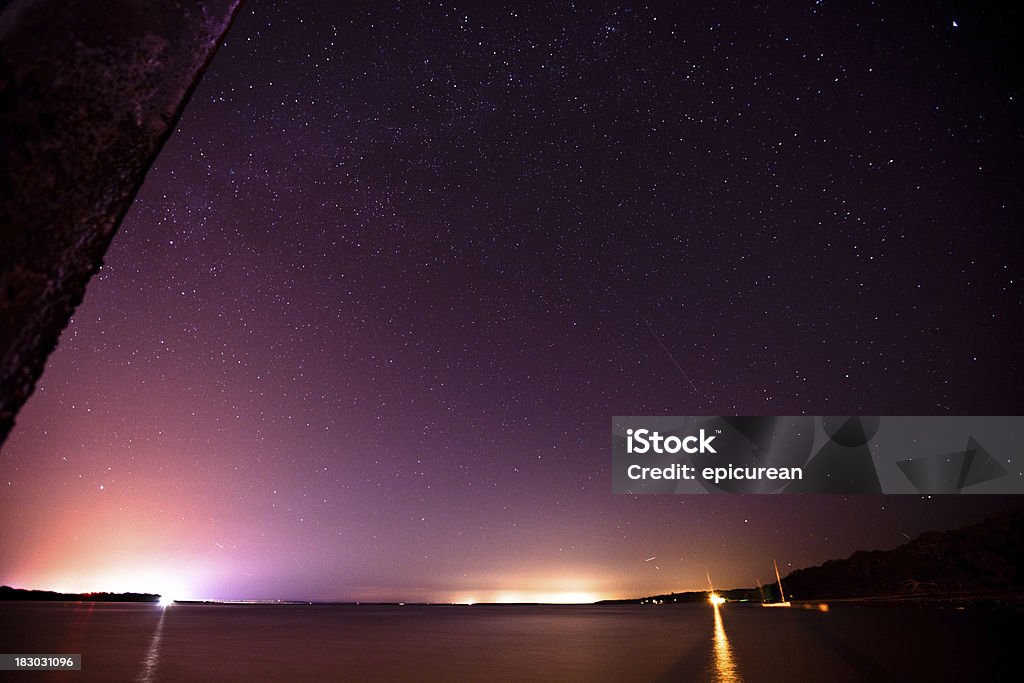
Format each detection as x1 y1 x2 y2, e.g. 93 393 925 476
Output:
492 591 594 604
450 590 603 604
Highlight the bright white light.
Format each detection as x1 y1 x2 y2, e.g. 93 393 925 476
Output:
709 593 726 606
158 595 174 607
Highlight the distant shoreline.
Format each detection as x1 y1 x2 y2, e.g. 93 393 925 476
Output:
599 589 1024 610
5 592 1021 609
0 586 159 603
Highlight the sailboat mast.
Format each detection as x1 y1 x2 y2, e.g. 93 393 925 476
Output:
773 559 786 602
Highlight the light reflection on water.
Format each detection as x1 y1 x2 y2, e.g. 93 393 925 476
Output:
136 607 165 683
1 602 1017 681
711 603 743 682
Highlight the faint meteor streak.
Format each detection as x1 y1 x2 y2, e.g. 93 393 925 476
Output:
367 315 387 363
643 318 699 393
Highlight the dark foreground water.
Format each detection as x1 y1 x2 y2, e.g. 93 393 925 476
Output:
1 601 1020 681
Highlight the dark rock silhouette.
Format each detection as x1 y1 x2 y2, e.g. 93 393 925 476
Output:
780 507 1024 600
0 0 244 446
605 508 1024 605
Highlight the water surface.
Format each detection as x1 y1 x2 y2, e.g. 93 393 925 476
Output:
1 601 1019 681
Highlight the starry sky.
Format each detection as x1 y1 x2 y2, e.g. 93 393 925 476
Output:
1 1 1023 603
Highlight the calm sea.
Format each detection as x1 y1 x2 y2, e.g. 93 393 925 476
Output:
0 601 1019 681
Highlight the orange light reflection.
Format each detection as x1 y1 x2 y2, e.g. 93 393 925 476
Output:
711 602 743 682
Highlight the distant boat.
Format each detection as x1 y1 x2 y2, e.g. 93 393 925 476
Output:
761 559 791 607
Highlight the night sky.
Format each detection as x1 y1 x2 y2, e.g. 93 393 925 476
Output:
2 1 1022 603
